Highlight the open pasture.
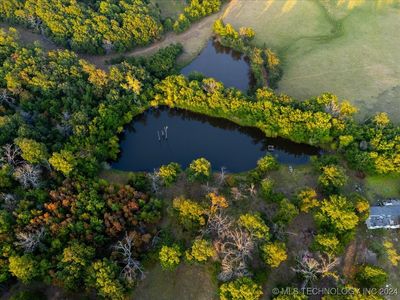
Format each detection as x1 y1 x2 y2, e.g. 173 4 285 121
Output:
223 0 400 121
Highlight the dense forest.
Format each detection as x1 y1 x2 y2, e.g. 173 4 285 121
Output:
0 23 399 299
0 0 222 54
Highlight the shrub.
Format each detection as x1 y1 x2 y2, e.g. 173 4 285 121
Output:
188 157 211 181
9 255 38 283
383 241 400 266
86 259 125 300
318 165 348 194
238 213 270 240
256 155 279 175
159 244 182 270
260 242 287 268
274 199 299 224
0 165 13 190
260 178 274 201
172 196 206 229
313 233 342 255
185 239 215 263
14 138 48 164
297 188 319 213
219 277 263 300
356 265 388 288
158 162 181 186
128 172 151 192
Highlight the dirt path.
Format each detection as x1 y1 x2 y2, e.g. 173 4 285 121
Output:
0 3 230 70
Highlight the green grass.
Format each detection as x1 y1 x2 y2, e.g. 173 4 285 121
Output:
365 174 400 200
151 0 186 19
99 169 132 185
223 0 400 121
132 263 218 300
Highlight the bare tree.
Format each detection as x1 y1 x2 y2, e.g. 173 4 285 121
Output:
0 193 17 212
102 40 114 54
0 89 16 108
114 234 145 284
247 183 257 198
230 187 243 202
202 182 218 195
292 251 340 288
14 163 41 188
148 169 160 194
15 227 45 253
1 144 21 167
26 15 42 31
325 100 340 117
204 211 233 240
202 79 219 93
56 111 72 137
216 228 254 281
217 167 227 186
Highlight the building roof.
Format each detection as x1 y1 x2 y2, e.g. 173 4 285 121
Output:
366 200 400 229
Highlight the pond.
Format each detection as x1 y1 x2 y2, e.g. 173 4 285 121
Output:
111 108 321 172
180 39 253 90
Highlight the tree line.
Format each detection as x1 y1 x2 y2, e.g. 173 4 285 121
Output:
213 20 282 89
0 0 224 54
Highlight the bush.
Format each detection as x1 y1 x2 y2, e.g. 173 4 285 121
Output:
128 172 151 192
159 244 182 270
185 239 215 263
312 233 342 255
297 188 319 213
158 162 181 186
356 265 388 288
219 277 263 300
9 255 38 283
188 157 211 181
257 155 279 174
260 178 274 201
86 259 125 300
172 196 206 229
318 165 348 194
0 164 14 191
274 199 299 225
260 242 287 268
238 213 270 240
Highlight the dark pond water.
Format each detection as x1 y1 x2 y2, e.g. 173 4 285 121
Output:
112 108 321 172
180 39 253 90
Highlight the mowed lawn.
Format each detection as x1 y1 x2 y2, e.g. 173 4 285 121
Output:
223 0 400 121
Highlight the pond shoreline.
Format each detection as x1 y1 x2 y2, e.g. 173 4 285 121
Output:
112 107 321 172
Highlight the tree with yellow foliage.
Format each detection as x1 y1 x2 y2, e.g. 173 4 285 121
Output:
318 165 348 194
238 213 270 240
260 242 288 268
208 192 229 214
172 197 206 229
185 239 216 263
297 188 319 213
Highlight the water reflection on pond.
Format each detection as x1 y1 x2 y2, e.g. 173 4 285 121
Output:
181 39 253 90
112 108 321 172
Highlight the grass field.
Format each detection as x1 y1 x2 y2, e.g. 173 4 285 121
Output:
365 174 400 200
150 0 186 19
132 264 217 300
223 0 400 121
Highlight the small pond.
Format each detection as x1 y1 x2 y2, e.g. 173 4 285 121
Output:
111 108 321 172
180 39 253 90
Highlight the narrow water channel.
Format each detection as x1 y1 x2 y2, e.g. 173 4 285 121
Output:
112 108 321 172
